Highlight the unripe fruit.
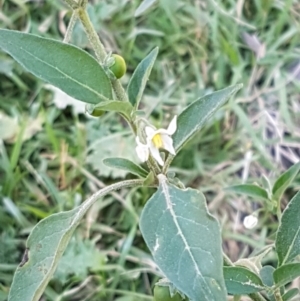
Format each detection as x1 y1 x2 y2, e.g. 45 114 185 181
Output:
153 285 183 301
90 108 105 117
109 54 126 79
85 104 105 117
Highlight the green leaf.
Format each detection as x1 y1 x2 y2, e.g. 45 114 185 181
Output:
276 191 300 266
273 263 300 288
0 29 112 104
86 100 133 119
173 84 243 152
134 0 157 17
140 175 227 301
223 266 265 295
103 157 148 178
8 179 139 301
282 288 299 301
127 47 158 107
259 265 275 287
8 209 86 301
272 162 300 201
225 184 269 201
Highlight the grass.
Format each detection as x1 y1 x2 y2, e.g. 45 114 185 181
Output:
1 0 300 300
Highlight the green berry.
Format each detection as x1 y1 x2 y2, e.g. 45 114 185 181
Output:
90 108 105 117
153 285 183 301
109 54 126 79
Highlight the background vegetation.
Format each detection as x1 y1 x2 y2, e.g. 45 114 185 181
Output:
0 0 300 300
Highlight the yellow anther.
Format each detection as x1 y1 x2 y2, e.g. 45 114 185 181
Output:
152 134 163 148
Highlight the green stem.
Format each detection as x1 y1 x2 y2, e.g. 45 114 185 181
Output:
111 78 128 101
162 154 174 174
77 8 128 102
78 179 144 219
274 289 283 301
64 0 79 9
276 198 282 221
77 8 106 62
223 252 234 266
63 10 78 43
147 155 161 176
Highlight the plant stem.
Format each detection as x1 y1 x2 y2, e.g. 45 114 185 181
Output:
274 289 283 301
64 0 79 9
77 7 128 101
78 179 144 221
77 7 106 62
162 154 174 174
63 10 78 43
111 78 128 101
223 252 234 266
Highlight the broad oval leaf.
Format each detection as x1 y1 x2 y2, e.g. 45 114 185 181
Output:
0 29 112 104
8 179 140 301
224 266 265 295
173 84 243 152
276 191 300 266
225 184 269 201
273 263 300 288
134 0 157 17
272 162 300 201
140 174 227 301
103 157 148 178
86 100 133 120
127 47 158 107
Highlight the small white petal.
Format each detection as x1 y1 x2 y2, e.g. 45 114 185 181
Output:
136 136 142 145
135 144 149 162
145 126 156 139
161 134 175 155
167 115 177 135
149 144 164 166
243 215 258 229
135 136 149 162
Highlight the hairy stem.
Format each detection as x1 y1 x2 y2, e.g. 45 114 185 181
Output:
77 8 128 101
274 289 283 301
64 0 79 9
63 10 78 43
111 78 128 101
79 178 144 217
77 7 106 62
162 154 174 174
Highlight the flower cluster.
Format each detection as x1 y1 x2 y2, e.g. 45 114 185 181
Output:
135 116 177 166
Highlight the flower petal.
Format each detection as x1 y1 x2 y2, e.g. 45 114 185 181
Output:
135 144 149 162
135 136 149 162
161 134 175 155
149 144 164 166
167 115 177 135
145 126 156 139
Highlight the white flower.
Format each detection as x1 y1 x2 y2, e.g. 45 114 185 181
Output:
243 214 258 229
135 116 177 166
135 136 149 162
